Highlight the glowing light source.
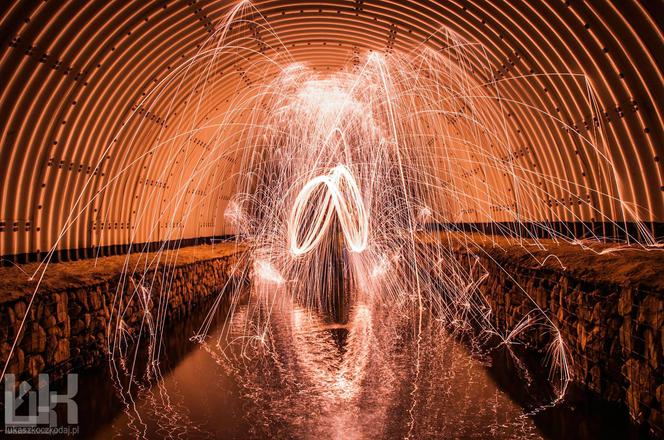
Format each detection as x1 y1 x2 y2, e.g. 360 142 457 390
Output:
254 259 285 284
288 165 368 255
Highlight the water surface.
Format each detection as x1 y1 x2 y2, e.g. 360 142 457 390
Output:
61 290 646 439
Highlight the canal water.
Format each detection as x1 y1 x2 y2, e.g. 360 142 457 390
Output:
63 288 645 439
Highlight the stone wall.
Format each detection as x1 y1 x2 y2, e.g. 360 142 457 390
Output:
461 249 663 436
0 238 661 434
0 248 243 383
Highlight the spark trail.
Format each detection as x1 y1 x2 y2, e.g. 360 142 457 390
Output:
3 2 661 438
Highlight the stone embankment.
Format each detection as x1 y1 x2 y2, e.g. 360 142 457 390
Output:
1 235 662 435
0 243 244 381
443 234 663 436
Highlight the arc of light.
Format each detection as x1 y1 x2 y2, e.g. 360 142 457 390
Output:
289 165 368 255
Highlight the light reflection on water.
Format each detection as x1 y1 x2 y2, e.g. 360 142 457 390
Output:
75 284 647 439
94 288 548 439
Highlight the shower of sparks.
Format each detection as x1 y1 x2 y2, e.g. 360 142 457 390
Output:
2 1 662 438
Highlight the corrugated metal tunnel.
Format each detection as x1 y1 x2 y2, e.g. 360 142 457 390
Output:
0 1 662 439
0 0 662 260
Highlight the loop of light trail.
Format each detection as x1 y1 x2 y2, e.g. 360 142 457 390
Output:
289 164 369 256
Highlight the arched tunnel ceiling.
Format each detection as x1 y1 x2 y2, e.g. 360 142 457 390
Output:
0 0 662 259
